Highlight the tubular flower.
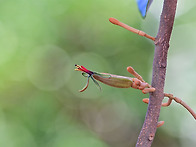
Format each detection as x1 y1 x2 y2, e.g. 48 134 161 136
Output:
75 64 133 92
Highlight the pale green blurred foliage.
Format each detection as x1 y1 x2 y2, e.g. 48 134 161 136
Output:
0 0 195 147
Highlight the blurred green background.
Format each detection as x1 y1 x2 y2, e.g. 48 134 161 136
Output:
0 0 196 147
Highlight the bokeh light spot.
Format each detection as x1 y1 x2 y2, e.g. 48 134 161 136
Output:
26 45 72 91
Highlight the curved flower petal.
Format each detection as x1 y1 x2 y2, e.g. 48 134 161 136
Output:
79 76 90 92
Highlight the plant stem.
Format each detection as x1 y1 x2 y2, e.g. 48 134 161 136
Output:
136 0 178 146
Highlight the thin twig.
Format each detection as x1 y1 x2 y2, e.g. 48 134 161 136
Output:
143 94 196 120
164 93 196 120
109 17 155 41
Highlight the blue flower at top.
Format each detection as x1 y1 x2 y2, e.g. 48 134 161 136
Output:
137 0 153 18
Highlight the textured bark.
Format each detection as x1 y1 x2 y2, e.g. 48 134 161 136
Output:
136 0 178 146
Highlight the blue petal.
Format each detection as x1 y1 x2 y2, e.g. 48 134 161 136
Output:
137 0 153 18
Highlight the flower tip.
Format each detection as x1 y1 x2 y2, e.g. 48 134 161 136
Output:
109 17 119 25
75 64 82 71
75 64 80 68
127 66 135 74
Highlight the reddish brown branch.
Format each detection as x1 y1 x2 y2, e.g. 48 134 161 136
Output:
136 0 178 146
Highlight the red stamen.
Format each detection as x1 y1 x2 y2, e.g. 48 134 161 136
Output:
75 64 94 75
